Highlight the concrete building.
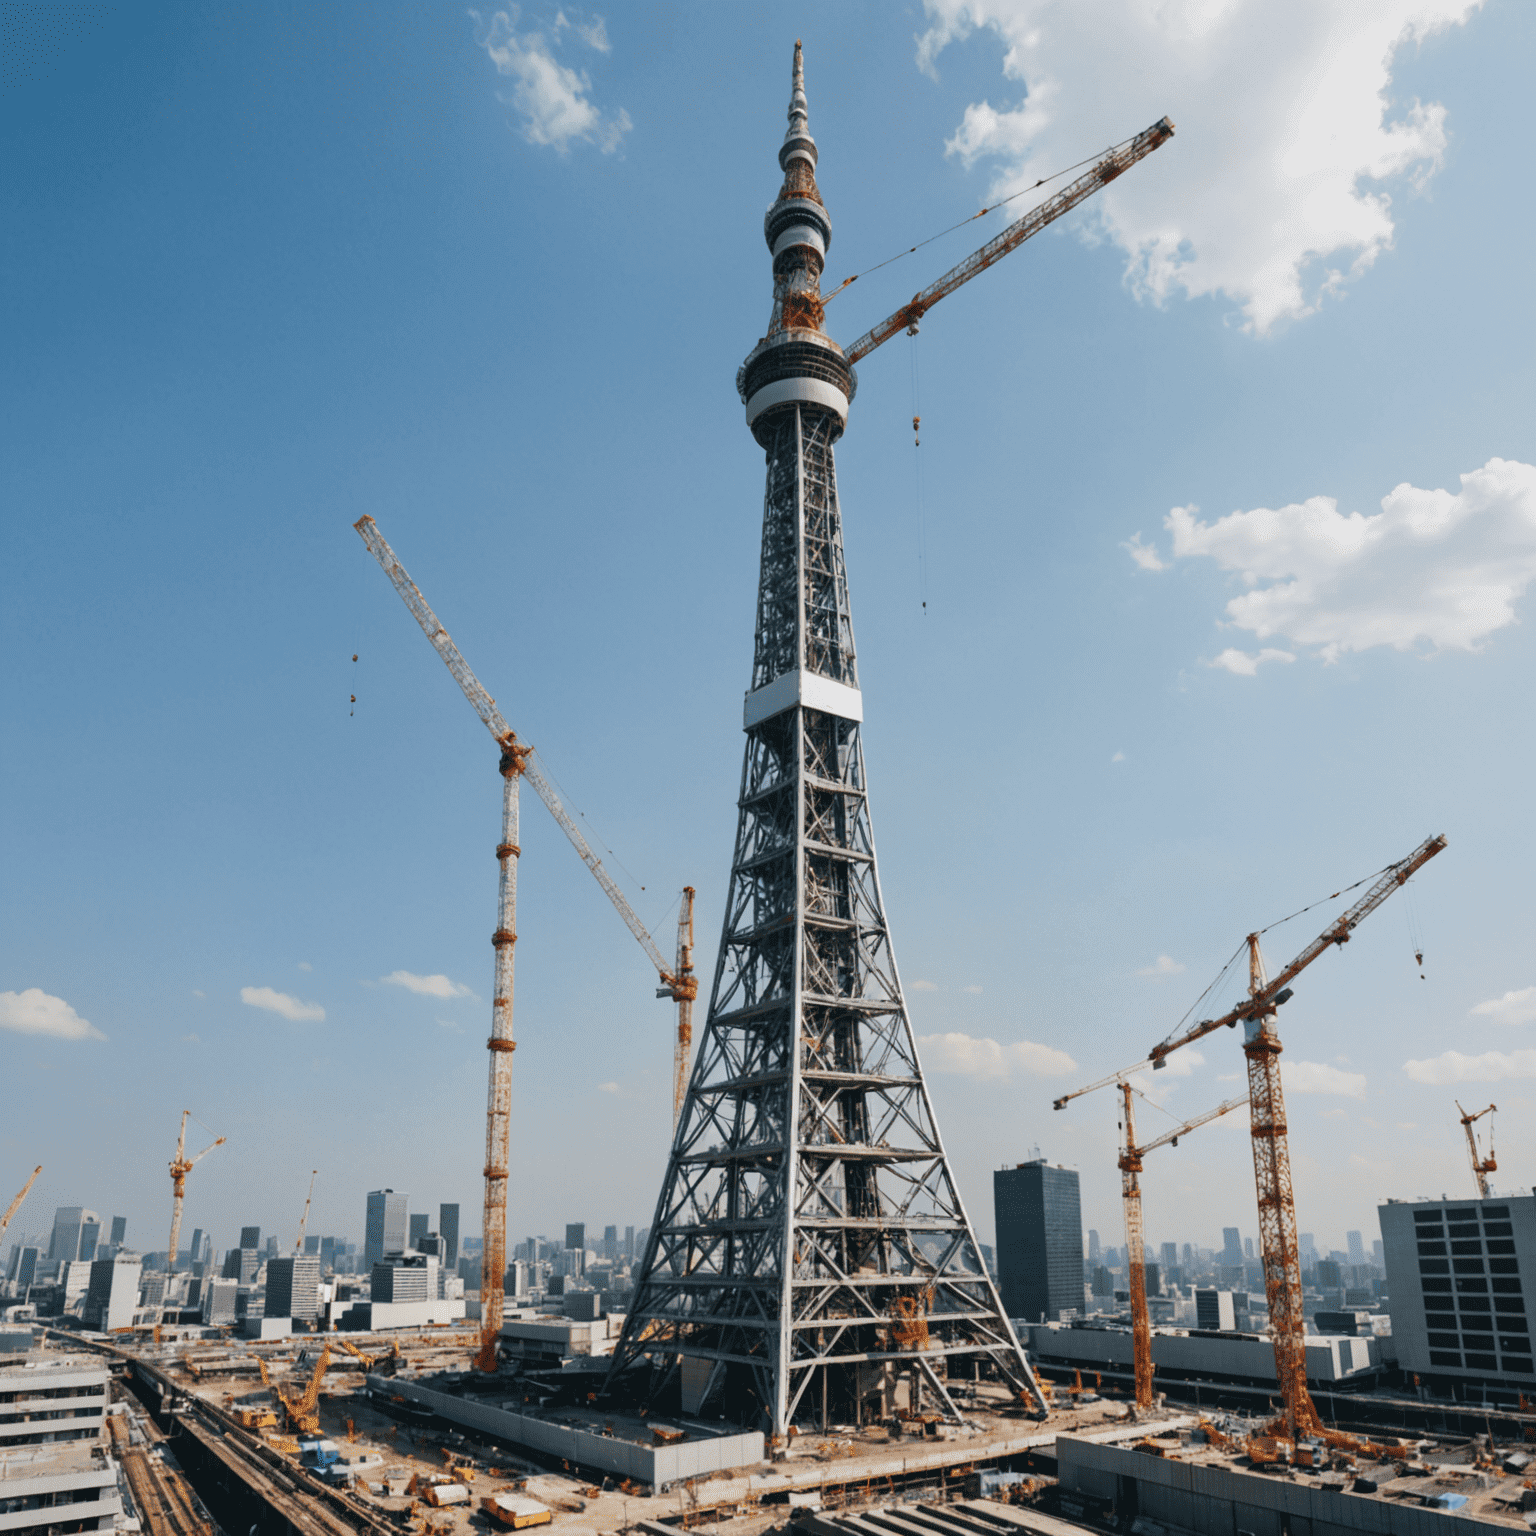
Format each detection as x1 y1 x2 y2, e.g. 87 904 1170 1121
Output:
439 1204 459 1270
239 1226 260 1250
0 1353 109 1449
993 1160 1082 1322
409 1213 430 1249
1381 1192 1536 1394
265 1255 321 1322
221 1247 258 1283
82 1253 142 1331
1221 1227 1243 1267
45 1209 99 1265
0 1439 121 1536
371 1254 437 1304
201 1278 239 1326
364 1190 408 1270
1195 1289 1239 1331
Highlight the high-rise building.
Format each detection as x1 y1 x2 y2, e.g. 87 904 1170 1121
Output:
83 1253 143 1331
602 1225 617 1261
1160 1242 1178 1272
202 1278 239 1326
606 43 1045 1438
1381 1195 1535 1387
110 1216 128 1247
994 1161 1084 1323
303 1235 320 1255
78 1219 100 1263
623 1225 634 1262
365 1190 408 1269
1347 1230 1366 1266
186 1226 201 1268
1316 1259 1343 1289
1144 1262 1161 1296
221 1248 258 1284
1300 1232 1317 1265
1181 1243 1193 1269
265 1256 322 1321
371 1254 437 1304
1087 1230 1101 1264
12 1247 39 1289
239 1226 261 1251
1195 1289 1239 1331
1221 1228 1243 1267
564 1223 585 1253
439 1204 460 1270
409 1213 430 1249
47 1207 99 1264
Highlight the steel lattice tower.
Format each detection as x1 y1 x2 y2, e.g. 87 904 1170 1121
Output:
605 43 1047 1439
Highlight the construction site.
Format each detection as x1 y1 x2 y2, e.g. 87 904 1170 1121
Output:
3 33 1523 1536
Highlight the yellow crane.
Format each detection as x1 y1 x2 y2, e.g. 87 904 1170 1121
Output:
167 1111 225 1277
355 516 697 1371
0 1166 42 1249
293 1169 318 1253
257 1344 331 1437
1458 1101 1497 1198
1116 1085 1247 1408
1057 833 1446 1441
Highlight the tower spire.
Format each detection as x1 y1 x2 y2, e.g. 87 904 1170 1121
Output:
609 39 1048 1443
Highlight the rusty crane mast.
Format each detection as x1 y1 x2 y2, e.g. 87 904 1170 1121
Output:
355 516 698 1371
166 1111 225 1278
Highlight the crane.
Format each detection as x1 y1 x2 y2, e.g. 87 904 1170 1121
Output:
167 1111 225 1277
293 1169 318 1254
0 1166 42 1249
1097 833 1446 1441
258 1344 331 1436
354 515 698 1371
1117 1086 1248 1409
1458 1102 1497 1199
840 116 1175 364
668 888 696 1130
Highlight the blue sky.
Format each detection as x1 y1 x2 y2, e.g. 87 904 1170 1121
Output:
3 1 1533 1268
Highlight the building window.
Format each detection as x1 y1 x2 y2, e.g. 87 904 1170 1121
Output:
1450 1224 1481 1240
1488 1240 1517 1255
1463 1332 1496 1351
1428 1333 1460 1348
1491 1259 1520 1274
1429 1351 1461 1366
1414 1210 1443 1223
1447 1208 1477 1221
1451 1241 1483 1256
1493 1278 1522 1293
1418 1241 1447 1257
1495 1300 1528 1319
1423 1278 1453 1293
1485 1222 1514 1237
1454 1258 1486 1275
1500 1336 1531 1353
1466 1353 1498 1370
1457 1276 1489 1291
1503 1357 1535 1375
1426 1311 1457 1329
1420 1259 1450 1274
1460 1295 1493 1312
1483 1206 1511 1218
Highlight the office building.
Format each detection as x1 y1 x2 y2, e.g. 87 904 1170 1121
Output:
265 1255 322 1322
409 1213 430 1249
202 1279 239 1326
108 1217 126 1249
624 1225 635 1262
565 1223 585 1252
1316 1258 1342 1289
365 1190 409 1269
0 1351 110 1449
439 1204 459 1270
186 1226 202 1269
77 1220 99 1264
221 1248 258 1283
371 1254 437 1304
1347 1230 1366 1266
1144 1262 1161 1296
1195 1289 1240 1331
46 1208 99 1265
1221 1228 1243 1267
303 1235 320 1255
239 1226 261 1250
1160 1242 1178 1274
81 1254 141 1332
1087 1229 1101 1264
603 1225 617 1261
994 1160 1083 1323
1381 1194 1536 1389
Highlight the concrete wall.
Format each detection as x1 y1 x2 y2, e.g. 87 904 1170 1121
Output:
1057 1434 1490 1536
371 1375 764 1488
0 1450 119 1535
0 1359 109 1448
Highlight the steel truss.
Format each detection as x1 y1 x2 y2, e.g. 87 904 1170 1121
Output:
606 403 1046 1437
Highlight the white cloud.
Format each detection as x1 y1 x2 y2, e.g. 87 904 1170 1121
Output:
436 1018 464 1034
1123 533 1168 572
191 989 205 999
1137 955 1186 978
1111 750 1125 763
1471 986 1536 1027
381 970 473 999
474 8 631 154
182 1033 201 1044
1209 647 1296 676
554 11 610 52
298 961 313 972
1154 1048 1205 1079
918 1031 1076 1078
910 978 939 992
1164 460 1536 662
917 0 1480 334
1286 1059 1367 1097
1404 1049 1536 1084
963 984 984 995
0 989 106 1042
598 1080 620 1094
240 986 325 1023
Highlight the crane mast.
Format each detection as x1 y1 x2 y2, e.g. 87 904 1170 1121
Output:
354 515 696 1371
1458 1101 1496 1199
166 1111 225 1278
0 1167 42 1249
666 887 696 1131
843 116 1174 364
294 1169 318 1254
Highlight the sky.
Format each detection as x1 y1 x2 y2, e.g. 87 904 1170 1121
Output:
3 0 1534 1271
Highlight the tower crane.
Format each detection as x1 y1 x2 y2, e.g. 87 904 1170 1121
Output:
0 1167 42 1249
354 515 698 1372
839 116 1175 364
294 1169 318 1254
1458 1102 1497 1199
167 1111 225 1277
1118 1086 1248 1409
669 888 696 1130
1057 833 1446 1440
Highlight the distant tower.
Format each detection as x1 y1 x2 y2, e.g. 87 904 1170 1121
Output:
607 42 1046 1437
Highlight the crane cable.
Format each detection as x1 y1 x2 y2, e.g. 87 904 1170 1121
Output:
909 332 927 613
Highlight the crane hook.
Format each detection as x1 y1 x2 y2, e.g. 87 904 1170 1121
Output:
912 414 921 447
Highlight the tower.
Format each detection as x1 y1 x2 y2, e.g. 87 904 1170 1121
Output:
606 43 1046 1438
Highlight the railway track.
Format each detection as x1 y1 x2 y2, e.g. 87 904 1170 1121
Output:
110 1407 213 1536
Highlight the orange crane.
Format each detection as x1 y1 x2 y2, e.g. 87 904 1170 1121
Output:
668 888 696 1129
167 1111 225 1278
1458 1101 1496 1198
355 516 698 1371
1117 1085 1248 1409
258 1344 331 1436
293 1169 318 1254
840 116 1174 363
0 1166 42 1249
1058 833 1446 1440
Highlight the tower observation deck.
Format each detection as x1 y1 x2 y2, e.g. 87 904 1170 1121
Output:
606 42 1047 1441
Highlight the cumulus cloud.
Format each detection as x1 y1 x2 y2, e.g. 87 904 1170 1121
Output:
0 989 105 1041
381 970 473 999
919 1031 1076 1078
1286 1059 1367 1097
1210 647 1296 677
598 1080 621 1094
240 986 325 1023
474 8 631 154
1471 986 1536 1027
1137 955 1186 978
1404 1049 1536 1084
1152 1048 1205 1079
909 978 939 992
1123 533 1168 572
963 984 984 995
1140 459 1536 665
917 1 1480 334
